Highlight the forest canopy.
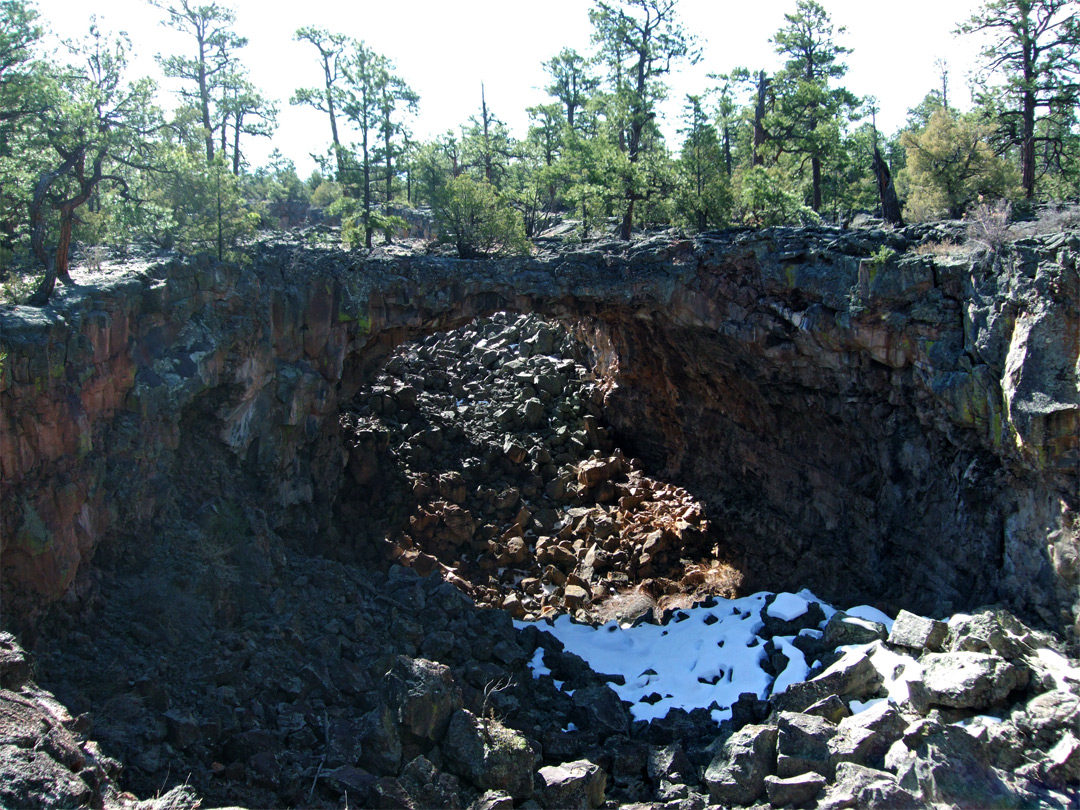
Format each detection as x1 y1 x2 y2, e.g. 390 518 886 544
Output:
1 0 1078 302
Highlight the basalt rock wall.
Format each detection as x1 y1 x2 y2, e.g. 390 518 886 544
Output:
1 228 1076 634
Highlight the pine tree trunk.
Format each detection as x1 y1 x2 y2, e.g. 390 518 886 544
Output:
753 71 769 167
1021 88 1036 199
55 207 74 282
811 156 822 212
872 144 904 227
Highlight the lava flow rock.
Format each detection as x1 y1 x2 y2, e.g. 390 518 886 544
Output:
336 312 742 621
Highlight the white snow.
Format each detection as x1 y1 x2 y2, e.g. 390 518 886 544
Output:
849 697 887 715
845 605 895 632
766 593 810 621
1033 647 1080 691
771 636 809 695
864 641 923 703
528 646 551 679
515 591 897 724
514 592 1076 727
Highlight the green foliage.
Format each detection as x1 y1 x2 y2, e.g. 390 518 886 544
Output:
766 0 860 214
590 0 698 239
869 245 896 266
736 165 821 226
154 150 259 257
673 95 732 230
959 0 1080 199
310 180 342 209
899 109 1019 221
433 175 529 259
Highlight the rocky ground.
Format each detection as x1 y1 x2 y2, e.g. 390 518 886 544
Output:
6 313 1078 809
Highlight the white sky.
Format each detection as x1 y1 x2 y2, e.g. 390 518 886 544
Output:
33 0 989 177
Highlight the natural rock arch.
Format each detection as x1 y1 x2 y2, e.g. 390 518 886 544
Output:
1 228 1076 636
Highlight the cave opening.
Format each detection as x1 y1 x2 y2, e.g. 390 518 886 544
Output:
330 311 743 622
325 302 1026 627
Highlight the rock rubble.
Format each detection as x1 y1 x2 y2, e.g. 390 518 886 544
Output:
336 313 739 621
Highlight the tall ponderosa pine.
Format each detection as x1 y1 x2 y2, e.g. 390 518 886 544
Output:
292 27 354 185
959 0 1080 198
768 0 859 212
543 48 600 131
675 94 729 230
377 72 417 203
340 41 384 248
461 85 515 188
590 0 698 240
151 0 241 164
27 25 161 303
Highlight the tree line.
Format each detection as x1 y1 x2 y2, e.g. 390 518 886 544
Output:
1 0 1078 303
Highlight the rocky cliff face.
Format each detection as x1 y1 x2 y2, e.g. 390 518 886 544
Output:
1 226 1077 636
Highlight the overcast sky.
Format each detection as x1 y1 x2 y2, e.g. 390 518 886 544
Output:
32 0 989 176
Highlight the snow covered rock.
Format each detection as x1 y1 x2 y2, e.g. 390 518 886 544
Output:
771 649 883 713
823 612 888 648
467 790 514 810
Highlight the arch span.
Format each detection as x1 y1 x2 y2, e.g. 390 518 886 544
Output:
1 229 1075 633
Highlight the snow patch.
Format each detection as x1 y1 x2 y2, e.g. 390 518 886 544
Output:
845 605 895 632
766 592 810 621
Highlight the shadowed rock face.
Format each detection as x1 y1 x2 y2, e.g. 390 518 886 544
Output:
1 226 1076 635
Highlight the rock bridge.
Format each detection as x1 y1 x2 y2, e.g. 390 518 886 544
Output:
1 227 1077 636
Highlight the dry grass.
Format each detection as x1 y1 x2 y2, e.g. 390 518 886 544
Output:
912 239 965 257
967 200 1015 252
1010 203 1080 237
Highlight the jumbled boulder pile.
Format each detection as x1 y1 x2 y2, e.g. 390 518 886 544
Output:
723 604 1080 809
521 596 1080 809
337 313 740 621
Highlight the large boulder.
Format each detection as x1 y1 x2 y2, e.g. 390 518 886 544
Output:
357 704 403 775
819 762 921 810
441 709 535 800
764 772 827 807
913 652 1026 710
894 726 1020 808
537 759 606 809
776 711 837 778
887 610 948 651
571 685 630 738
386 656 463 742
836 701 908 766
703 723 778 805
1015 689 1080 748
822 612 888 648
